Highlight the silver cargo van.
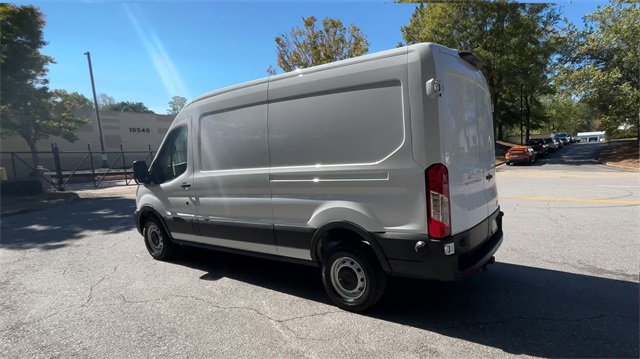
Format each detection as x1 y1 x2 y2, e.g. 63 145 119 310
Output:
133 43 504 311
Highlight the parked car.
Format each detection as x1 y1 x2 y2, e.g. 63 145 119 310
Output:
506 145 537 165
132 43 504 312
555 133 570 145
554 137 564 149
525 138 548 158
543 137 558 152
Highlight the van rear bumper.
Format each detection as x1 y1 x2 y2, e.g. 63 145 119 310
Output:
373 209 503 281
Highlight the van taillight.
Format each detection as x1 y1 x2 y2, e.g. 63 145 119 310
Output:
426 163 451 239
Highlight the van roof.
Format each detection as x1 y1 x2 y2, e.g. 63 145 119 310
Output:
187 43 459 107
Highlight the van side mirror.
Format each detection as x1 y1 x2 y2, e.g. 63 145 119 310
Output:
133 161 151 184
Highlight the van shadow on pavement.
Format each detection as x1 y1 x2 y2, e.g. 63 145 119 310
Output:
171 248 638 358
0 197 135 250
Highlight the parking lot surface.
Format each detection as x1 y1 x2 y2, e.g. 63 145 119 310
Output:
1 142 638 358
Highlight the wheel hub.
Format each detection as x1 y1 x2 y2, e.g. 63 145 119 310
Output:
147 224 164 254
330 256 366 302
337 267 358 291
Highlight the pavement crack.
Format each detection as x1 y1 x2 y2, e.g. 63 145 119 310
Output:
0 308 70 334
119 294 341 342
80 265 119 308
101 237 130 250
279 310 343 323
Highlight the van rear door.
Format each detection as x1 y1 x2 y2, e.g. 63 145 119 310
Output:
436 50 498 235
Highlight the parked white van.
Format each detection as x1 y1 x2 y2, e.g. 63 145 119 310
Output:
133 43 504 311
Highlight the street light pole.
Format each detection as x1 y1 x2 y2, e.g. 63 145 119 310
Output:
84 51 108 168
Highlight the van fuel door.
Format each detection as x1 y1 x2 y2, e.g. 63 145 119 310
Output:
426 78 443 98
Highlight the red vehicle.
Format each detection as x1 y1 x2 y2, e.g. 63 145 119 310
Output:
525 138 548 158
506 145 537 165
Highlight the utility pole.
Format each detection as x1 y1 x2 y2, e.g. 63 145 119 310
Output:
84 51 108 168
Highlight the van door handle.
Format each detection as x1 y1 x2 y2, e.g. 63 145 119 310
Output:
181 182 191 189
486 174 493 181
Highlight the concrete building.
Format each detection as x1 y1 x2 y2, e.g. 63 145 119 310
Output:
0 110 174 179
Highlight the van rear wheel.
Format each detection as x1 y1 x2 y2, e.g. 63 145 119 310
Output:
143 218 177 260
321 244 387 312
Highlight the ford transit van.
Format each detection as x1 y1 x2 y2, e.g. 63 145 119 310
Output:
133 43 504 311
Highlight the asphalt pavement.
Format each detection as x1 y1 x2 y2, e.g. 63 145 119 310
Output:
1 142 638 358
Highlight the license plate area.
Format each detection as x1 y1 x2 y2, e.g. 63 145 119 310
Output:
491 219 498 235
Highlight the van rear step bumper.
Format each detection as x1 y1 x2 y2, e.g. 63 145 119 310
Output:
374 209 503 281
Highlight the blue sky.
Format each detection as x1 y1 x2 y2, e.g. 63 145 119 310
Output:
17 0 602 114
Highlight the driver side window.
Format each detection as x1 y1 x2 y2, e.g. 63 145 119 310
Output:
154 126 188 183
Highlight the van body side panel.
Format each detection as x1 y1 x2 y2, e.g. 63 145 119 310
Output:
267 52 426 258
190 83 277 255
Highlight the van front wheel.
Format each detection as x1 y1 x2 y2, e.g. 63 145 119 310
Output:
321 245 387 312
143 219 177 260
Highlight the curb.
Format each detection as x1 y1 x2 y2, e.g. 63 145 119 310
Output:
597 160 640 172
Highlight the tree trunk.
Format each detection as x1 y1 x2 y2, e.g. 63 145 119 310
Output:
493 92 502 141
637 110 639 140
29 141 39 169
525 95 531 142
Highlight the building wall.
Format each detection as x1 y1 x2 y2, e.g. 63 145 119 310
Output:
0 110 175 179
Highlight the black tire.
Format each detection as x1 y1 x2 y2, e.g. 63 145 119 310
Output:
321 244 387 312
143 218 178 260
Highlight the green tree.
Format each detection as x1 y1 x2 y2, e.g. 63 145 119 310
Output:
167 96 187 115
52 90 94 111
399 1 562 140
540 94 589 135
0 4 52 104
98 93 116 110
558 0 639 138
268 16 369 74
1 4 87 167
1 89 89 167
103 101 154 113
